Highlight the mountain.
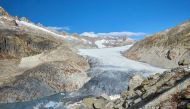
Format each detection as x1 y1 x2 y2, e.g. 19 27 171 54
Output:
0 6 135 103
0 7 9 16
123 20 190 68
80 33 134 48
0 7 90 103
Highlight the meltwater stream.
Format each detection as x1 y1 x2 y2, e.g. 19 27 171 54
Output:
0 45 165 109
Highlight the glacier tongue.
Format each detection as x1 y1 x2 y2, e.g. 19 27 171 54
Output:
76 45 166 96
0 45 166 109
79 45 165 75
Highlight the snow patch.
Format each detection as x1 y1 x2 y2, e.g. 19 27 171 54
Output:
109 95 121 100
16 20 68 38
95 40 106 48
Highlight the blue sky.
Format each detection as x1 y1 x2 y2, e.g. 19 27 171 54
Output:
1 0 190 39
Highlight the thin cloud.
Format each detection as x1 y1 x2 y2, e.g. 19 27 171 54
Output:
47 26 70 31
80 32 146 37
80 32 97 37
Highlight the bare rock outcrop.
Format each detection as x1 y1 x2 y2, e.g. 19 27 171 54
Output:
0 60 89 103
0 28 59 59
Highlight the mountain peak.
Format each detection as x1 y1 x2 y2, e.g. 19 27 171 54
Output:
0 7 9 17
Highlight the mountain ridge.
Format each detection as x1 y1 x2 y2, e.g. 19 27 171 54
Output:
124 20 190 68
0 7 91 103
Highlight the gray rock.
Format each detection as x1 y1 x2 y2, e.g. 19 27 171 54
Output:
142 86 157 99
187 85 190 92
134 98 142 104
135 90 143 96
128 75 144 90
93 98 107 109
187 103 190 109
179 51 190 66
122 102 128 109
105 102 115 109
126 100 133 106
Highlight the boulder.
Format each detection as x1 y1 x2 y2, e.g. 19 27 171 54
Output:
135 90 143 96
166 49 178 60
128 75 144 90
104 102 115 109
134 98 142 104
179 51 190 66
187 103 190 109
82 98 96 107
187 85 190 92
93 98 107 109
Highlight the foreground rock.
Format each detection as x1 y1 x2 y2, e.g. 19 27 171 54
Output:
70 67 190 109
124 20 190 69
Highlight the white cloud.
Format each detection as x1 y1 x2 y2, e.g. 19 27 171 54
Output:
80 32 98 37
80 32 146 37
47 26 70 31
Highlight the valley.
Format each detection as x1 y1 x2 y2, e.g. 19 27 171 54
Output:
0 45 165 109
0 5 190 109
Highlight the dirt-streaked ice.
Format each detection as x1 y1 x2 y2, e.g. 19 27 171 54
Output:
76 45 166 97
79 45 165 76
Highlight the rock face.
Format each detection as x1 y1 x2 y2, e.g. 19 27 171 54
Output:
124 20 190 68
121 67 190 109
0 7 90 103
0 28 59 59
0 7 9 16
0 8 60 59
72 67 190 109
128 75 144 90
0 60 89 103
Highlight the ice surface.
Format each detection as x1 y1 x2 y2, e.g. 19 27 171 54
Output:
77 45 166 96
79 45 165 76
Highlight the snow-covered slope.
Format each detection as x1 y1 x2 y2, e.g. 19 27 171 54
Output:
94 37 134 48
16 21 95 47
16 21 68 38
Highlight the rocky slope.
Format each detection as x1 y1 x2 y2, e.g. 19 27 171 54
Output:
0 7 90 103
68 67 190 109
0 7 60 59
124 20 190 68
